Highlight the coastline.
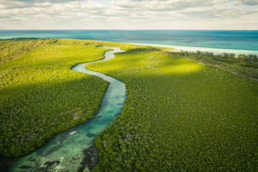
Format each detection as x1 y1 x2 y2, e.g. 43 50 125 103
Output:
1 36 258 56
128 42 258 56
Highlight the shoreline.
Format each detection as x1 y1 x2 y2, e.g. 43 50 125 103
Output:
1 37 258 56
128 42 258 56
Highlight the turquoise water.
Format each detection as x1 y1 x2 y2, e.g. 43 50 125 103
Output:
0 30 258 52
7 48 126 171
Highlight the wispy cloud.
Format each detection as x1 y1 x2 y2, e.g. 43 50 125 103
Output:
0 0 257 29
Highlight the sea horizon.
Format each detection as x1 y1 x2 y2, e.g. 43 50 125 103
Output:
1 29 258 31
1 30 258 55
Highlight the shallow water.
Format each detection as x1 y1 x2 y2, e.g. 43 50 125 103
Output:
8 47 126 172
1 30 258 52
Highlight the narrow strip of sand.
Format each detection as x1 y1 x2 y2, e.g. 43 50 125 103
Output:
129 43 258 56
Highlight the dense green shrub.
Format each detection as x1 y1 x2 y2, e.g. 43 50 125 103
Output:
0 40 109 157
0 39 257 171
88 48 257 171
0 39 154 158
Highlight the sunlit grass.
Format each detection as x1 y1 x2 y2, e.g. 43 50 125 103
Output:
160 56 204 74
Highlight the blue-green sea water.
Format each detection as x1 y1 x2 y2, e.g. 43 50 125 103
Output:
0 30 258 51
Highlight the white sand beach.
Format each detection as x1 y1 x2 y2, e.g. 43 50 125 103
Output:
129 43 258 56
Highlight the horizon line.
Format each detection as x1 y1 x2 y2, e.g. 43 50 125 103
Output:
0 29 258 31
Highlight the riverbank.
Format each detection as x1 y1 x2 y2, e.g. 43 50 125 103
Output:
0 40 110 159
6 48 127 171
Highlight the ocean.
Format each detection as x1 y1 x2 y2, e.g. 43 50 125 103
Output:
1 30 258 55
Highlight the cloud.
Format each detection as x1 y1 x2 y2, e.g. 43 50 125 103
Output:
181 6 258 19
112 0 229 11
235 0 258 5
110 0 258 19
0 0 257 29
0 0 27 8
0 0 83 9
0 0 106 17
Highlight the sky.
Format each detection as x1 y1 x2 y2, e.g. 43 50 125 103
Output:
0 0 258 30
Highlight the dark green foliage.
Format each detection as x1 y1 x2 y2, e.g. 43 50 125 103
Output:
88 48 258 171
0 39 257 171
0 39 151 158
0 40 109 157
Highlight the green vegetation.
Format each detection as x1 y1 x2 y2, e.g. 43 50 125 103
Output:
0 38 57 64
89 48 258 171
0 39 257 171
0 39 110 157
170 50 258 80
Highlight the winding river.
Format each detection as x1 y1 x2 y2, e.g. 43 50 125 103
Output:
9 48 126 171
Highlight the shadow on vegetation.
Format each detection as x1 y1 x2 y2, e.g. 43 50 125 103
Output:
0 75 109 156
1 40 257 171
90 47 258 171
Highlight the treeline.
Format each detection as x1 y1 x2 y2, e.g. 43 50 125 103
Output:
164 50 258 80
172 50 258 60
